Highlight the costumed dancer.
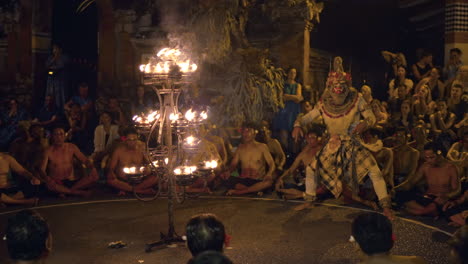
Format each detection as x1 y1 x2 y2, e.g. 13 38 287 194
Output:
292 57 394 220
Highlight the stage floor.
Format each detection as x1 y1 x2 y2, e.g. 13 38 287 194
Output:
0 197 453 264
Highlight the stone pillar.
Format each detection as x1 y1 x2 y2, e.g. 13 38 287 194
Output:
445 0 468 64
31 0 53 103
97 0 116 93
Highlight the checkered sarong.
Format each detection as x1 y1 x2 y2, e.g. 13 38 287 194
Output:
316 137 378 198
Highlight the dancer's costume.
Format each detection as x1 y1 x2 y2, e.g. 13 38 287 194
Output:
296 68 391 208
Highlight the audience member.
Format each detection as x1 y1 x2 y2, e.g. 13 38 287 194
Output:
393 100 414 132
0 98 29 151
45 43 70 109
91 111 119 166
272 68 303 154
412 85 432 120
389 65 414 99
107 96 128 126
444 48 463 85
192 250 233 264
41 126 98 197
412 51 433 82
448 84 467 125
5 210 51 264
186 213 226 263
221 122 275 196
416 67 445 101
351 212 427 264
32 95 60 132
361 85 374 104
430 100 457 152
371 100 389 129
382 51 408 82
447 225 468 264
65 82 94 118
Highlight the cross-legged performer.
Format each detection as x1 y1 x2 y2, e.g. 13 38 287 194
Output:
41 127 98 197
107 127 158 195
221 122 275 196
292 57 393 219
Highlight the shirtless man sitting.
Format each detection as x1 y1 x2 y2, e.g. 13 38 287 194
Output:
275 124 323 200
394 142 460 216
107 127 158 195
183 131 221 193
221 122 275 196
392 127 420 186
257 126 286 172
41 127 98 197
0 153 40 205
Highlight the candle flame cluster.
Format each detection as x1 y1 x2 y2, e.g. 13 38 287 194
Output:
152 158 169 167
184 135 200 146
139 48 198 74
173 166 197 175
203 160 218 169
132 111 160 126
184 109 208 122
123 166 146 174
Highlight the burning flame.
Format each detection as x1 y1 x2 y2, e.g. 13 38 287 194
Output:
204 160 218 169
132 110 160 126
173 166 197 175
139 48 198 74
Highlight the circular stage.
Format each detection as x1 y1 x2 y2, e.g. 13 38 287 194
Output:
0 198 452 264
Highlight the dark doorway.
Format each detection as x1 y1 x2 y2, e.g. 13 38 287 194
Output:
52 0 98 99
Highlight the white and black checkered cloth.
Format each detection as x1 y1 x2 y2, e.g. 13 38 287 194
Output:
446 2 468 32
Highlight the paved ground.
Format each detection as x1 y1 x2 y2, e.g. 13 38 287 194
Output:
0 196 454 264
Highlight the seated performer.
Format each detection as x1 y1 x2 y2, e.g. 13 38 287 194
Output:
201 123 228 169
41 126 98 197
447 131 468 179
443 182 468 226
292 57 393 219
361 127 394 189
221 122 275 196
183 131 221 193
257 126 286 172
107 127 158 195
392 127 420 186
275 124 324 200
0 153 40 205
395 142 460 216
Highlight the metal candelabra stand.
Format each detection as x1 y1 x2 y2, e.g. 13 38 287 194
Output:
123 49 216 252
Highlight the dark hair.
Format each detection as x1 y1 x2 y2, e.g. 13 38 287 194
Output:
78 82 88 88
421 51 432 59
395 126 407 134
365 127 383 138
352 213 393 255
29 124 43 134
305 123 325 137
100 111 114 121
450 48 462 55
192 250 233 264
448 225 468 264
241 121 259 131
452 83 463 90
6 210 49 261
423 142 439 152
123 127 138 137
186 214 225 257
